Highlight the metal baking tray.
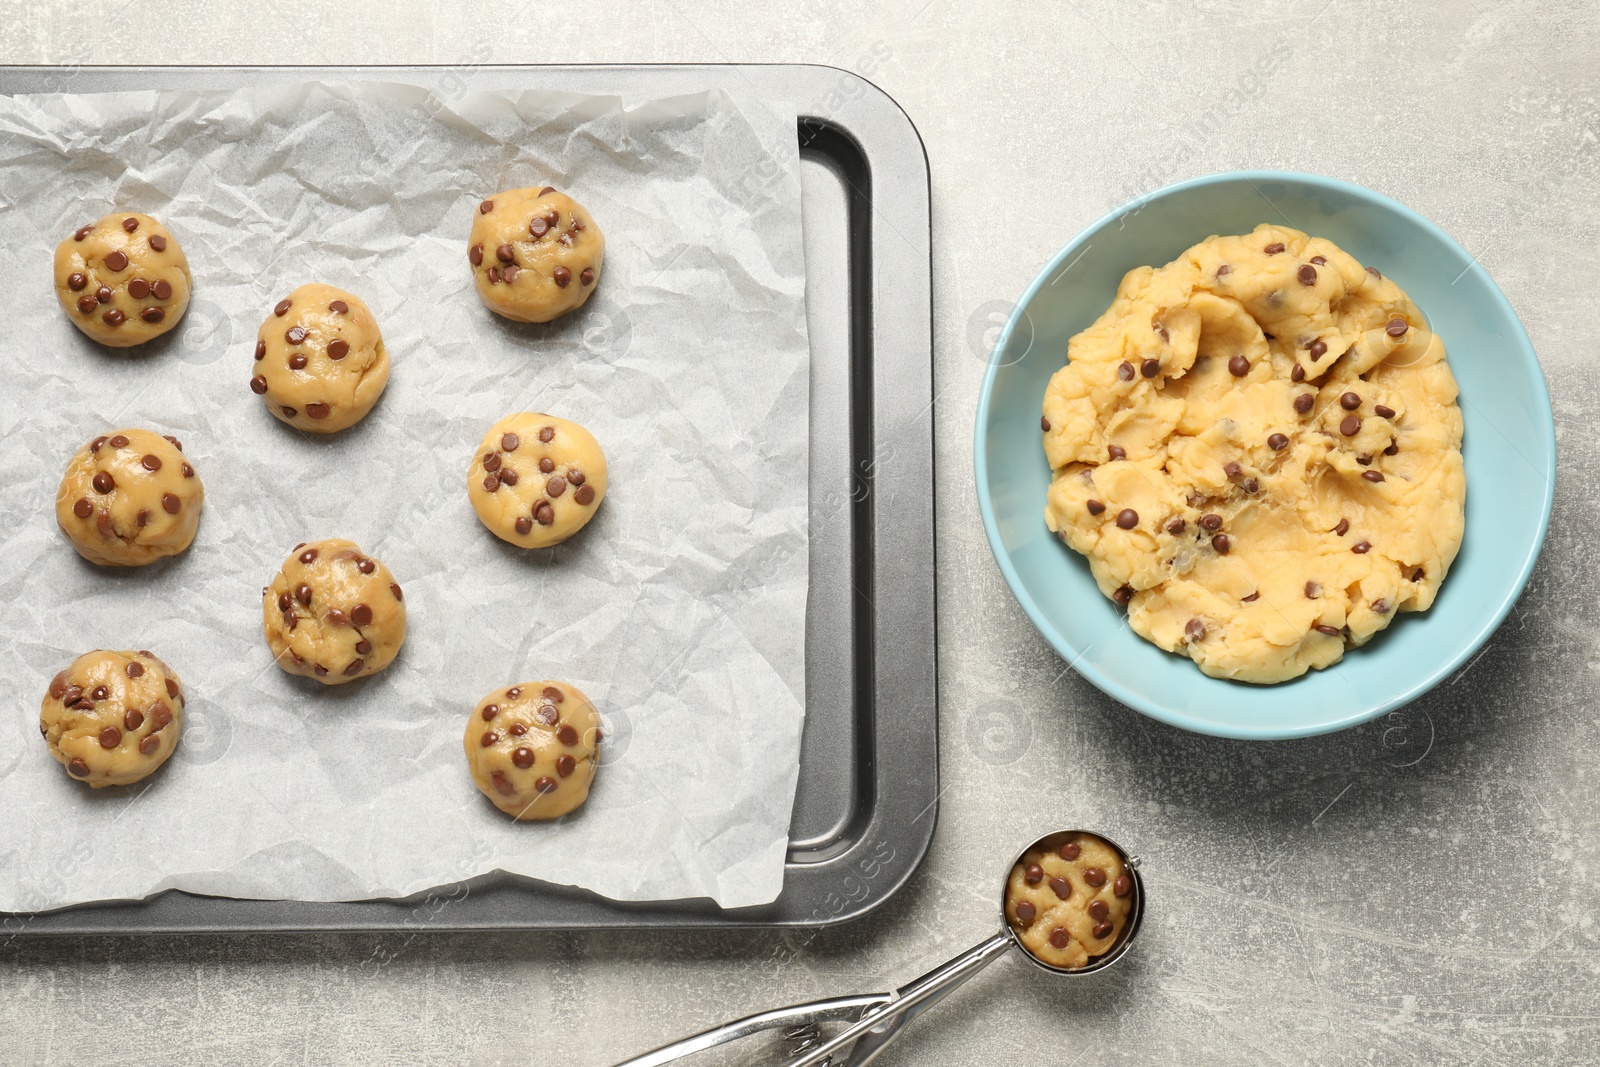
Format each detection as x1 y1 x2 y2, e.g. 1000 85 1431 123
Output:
0 64 935 933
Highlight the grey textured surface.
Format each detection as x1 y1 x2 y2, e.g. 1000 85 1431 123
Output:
3 1 1598 1064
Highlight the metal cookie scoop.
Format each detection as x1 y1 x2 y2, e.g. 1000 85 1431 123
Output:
611 829 1145 1067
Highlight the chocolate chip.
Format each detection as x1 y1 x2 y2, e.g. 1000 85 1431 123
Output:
273 299 292 318
542 686 564 703
103 250 128 272
528 217 549 238
529 776 556 795
1088 899 1110 921
74 225 91 241
306 403 330 420
358 559 375 575
483 453 502 473
481 730 501 748
95 511 115 537
1267 432 1290 451
67 272 87 291
351 604 372 626
1140 357 1160 378
327 339 349 360
250 375 268 394
1084 867 1107 887
281 405 298 418
128 278 150 299
287 353 308 371
152 279 173 300
285 326 308 345
479 200 494 214
140 307 164 324
488 770 516 797
469 243 484 266
284 610 297 631
1386 318 1409 337
277 592 291 610
1228 355 1250 377
1107 444 1125 461
136 509 150 527
1243 591 1260 602
1294 393 1315 414
90 685 108 701
553 266 572 287
119 217 138 233
1112 584 1133 606
343 659 364 677
149 234 167 252
536 705 559 725
1298 264 1317 285
124 660 144 679
482 473 501 492
1166 517 1186 534
539 425 555 443
1086 499 1105 516
1308 339 1327 360
73 498 92 518
165 436 186 455
1361 469 1387 484
1412 567 1425 581
486 266 501 284
1015 901 1037 924
124 708 144 730
574 485 595 506
390 583 403 601
92 472 115 494
141 453 161 472
1092 921 1114 939
1340 415 1362 436
1264 242 1285 254
1291 364 1306 383
1058 840 1081 860
1374 404 1395 419
1225 461 1243 479
1117 361 1134 381
61 685 82 705
1049 928 1070 950
296 583 313 606
514 516 533 535
558 724 579 746
95 286 113 304
580 267 595 286
1216 264 1232 276
76 295 97 314
1366 266 1382 278
545 210 559 227
97 725 122 749
493 243 515 265
1340 392 1361 410
1024 863 1044 884
67 758 90 778
355 639 372 655
512 746 536 769
1049 876 1071 900
1315 624 1342 636
1185 618 1206 640
537 186 556 196
1212 533 1231 554
299 548 318 564
1116 508 1138 529
1352 541 1372 554
102 309 125 326
138 735 159 756
498 468 518 486
1199 513 1222 531
546 475 567 498
329 299 348 314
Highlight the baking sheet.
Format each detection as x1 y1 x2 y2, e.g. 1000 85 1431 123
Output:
0 79 810 912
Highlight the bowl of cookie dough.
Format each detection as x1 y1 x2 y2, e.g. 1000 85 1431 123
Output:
975 170 1554 739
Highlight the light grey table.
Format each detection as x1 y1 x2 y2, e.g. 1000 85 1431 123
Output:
5 2 1597 1063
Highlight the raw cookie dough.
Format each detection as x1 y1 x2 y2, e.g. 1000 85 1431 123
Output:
1005 832 1134 970
261 539 407 684
40 649 185 787
1042 224 1465 684
468 413 607 549
468 187 603 322
54 212 191 347
249 284 390 433
464 681 601 819
55 428 204 567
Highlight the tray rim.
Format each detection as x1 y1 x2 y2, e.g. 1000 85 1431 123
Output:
0 60 937 935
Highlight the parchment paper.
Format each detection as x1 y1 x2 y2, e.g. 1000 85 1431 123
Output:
0 81 810 912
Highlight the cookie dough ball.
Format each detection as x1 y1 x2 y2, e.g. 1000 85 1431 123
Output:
468 413 607 549
465 681 601 819
468 187 603 322
1006 833 1134 970
262 539 407 684
248 284 390 433
56 429 203 567
54 213 191 347
40 649 185 787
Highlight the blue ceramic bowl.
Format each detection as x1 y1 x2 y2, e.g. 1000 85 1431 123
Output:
975 171 1554 739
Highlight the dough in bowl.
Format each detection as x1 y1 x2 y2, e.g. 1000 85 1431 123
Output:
1041 224 1464 683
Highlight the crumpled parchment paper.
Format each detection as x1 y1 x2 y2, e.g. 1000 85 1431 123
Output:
0 80 809 912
